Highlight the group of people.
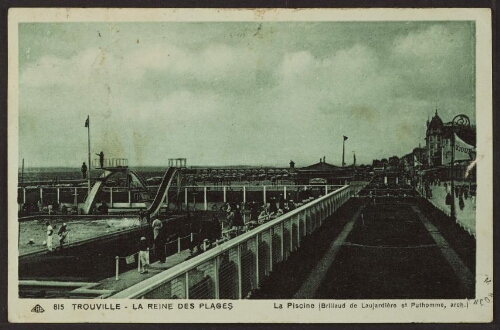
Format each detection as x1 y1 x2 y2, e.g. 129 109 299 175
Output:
137 217 164 274
216 196 298 234
80 150 104 179
43 221 68 252
21 199 79 217
444 183 474 211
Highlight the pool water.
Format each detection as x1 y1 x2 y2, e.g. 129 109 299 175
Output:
18 217 143 255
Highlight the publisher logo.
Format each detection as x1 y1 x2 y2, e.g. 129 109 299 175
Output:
31 304 45 313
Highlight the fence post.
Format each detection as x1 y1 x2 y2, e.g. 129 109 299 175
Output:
214 256 220 299
237 245 242 299
115 256 120 280
269 227 273 272
284 186 287 200
255 235 260 288
110 188 113 208
185 188 188 206
74 187 78 207
128 190 132 207
57 187 60 205
280 221 284 261
23 188 26 204
190 232 193 242
263 186 266 205
325 185 328 195
243 186 246 204
296 215 300 248
204 187 207 211
178 237 181 254
40 187 43 205
185 272 190 299
223 186 226 203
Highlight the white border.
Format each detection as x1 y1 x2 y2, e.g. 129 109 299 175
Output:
8 8 493 323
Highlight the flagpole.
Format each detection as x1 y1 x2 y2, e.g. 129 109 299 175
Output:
87 115 91 194
342 137 345 167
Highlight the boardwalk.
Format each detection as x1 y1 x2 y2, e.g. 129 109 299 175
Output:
253 198 475 299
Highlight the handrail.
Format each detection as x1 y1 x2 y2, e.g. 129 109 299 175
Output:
110 185 350 299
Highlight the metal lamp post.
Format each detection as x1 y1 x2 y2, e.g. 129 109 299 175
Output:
450 114 470 221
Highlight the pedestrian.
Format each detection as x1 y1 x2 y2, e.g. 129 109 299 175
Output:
138 237 149 274
152 218 165 263
97 201 109 215
190 223 202 255
279 194 285 210
258 206 269 223
81 162 88 179
232 204 244 234
45 222 53 252
269 197 278 215
459 196 465 210
95 151 104 168
250 201 259 222
58 223 68 249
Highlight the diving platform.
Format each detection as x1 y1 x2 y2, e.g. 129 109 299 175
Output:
92 158 129 170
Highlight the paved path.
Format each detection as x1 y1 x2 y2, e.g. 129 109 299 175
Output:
411 205 474 297
94 249 192 293
312 203 474 299
294 206 364 298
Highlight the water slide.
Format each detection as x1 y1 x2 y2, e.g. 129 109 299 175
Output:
81 172 113 215
145 167 179 219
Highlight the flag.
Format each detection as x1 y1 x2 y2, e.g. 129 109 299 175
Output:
343 135 348 141
85 116 89 128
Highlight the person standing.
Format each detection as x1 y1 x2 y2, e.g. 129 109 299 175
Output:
152 218 165 263
81 162 88 179
97 201 109 215
138 237 150 274
232 204 244 235
95 151 104 168
45 222 53 252
58 223 68 249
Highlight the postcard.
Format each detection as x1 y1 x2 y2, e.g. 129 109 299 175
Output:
8 8 493 323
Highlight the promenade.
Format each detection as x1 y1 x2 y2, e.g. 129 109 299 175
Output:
253 198 475 299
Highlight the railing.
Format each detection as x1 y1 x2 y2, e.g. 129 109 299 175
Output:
92 158 128 169
17 184 350 214
110 185 351 299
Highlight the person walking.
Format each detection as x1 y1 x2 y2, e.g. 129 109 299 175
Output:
81 162 88 179
45 222 53 252
152 218 165 263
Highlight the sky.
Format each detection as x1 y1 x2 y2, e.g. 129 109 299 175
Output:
17 21 476 168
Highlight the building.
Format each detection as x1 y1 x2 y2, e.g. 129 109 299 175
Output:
425 110 475 168
426 110 444 167
295 158 354 185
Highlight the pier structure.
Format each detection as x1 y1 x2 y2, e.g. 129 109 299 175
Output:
18 180 475 300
